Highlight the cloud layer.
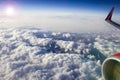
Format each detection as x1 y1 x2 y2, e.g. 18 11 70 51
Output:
0 11 111 33
0 27 120 80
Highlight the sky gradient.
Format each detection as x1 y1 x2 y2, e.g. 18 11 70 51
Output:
1 0 120 12
0 0 120 33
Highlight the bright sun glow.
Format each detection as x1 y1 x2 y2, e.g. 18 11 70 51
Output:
5 7 15 16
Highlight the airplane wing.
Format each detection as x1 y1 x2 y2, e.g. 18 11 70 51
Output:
105 7 120 30
102 7 120 80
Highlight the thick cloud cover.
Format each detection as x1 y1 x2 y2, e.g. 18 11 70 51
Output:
0 27 120 80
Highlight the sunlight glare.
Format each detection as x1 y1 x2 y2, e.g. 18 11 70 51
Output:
5 6 15 16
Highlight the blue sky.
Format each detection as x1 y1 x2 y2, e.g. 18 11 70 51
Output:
0 0 119 33
21 0 119 13
1 0 120 12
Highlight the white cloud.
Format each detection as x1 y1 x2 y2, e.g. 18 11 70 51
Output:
0 28 120 80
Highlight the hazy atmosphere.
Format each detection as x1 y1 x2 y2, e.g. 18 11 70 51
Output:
0 0 119 32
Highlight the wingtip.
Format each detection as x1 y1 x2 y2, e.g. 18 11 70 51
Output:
105 7 115 21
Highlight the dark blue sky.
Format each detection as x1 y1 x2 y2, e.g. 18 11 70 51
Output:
17 0 119 6
1 0 120 13
23 0 119 11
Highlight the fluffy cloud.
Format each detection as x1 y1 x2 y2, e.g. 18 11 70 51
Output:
0 27 120 80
